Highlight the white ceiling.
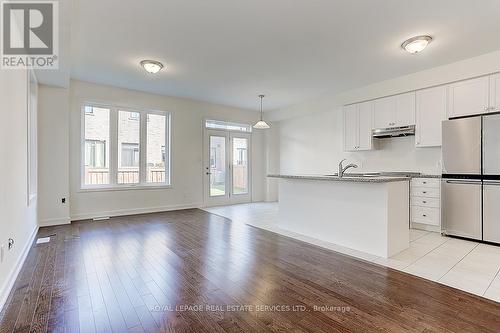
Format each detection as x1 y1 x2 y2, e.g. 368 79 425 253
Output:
67 0 500 110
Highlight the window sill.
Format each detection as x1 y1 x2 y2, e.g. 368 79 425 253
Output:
78 184 172 193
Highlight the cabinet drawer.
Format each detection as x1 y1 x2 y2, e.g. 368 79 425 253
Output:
411 196 440 208
411 206 440 226
411 178 440 188
411 186 440 198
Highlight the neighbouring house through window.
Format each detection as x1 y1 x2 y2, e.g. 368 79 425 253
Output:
121 143 139 167
82 104 170 188
85 140 106 168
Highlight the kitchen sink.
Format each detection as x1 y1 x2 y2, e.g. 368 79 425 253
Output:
324 173 381 177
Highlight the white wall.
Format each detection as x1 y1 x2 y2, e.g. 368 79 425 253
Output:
57 80 268 220
265 123 280 201
0 69 39 309
38 85 71 226
273 49 500 176
279 109 441 175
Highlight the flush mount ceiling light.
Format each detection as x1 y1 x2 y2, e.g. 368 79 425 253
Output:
401 35 432 54
253 94 270 129
140 60 164 74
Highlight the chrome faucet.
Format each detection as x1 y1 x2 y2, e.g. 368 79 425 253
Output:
338 159 358 178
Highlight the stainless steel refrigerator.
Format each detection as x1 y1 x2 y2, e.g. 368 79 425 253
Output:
442 114 500 243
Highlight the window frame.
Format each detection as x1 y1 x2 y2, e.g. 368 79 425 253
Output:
80 102 171 191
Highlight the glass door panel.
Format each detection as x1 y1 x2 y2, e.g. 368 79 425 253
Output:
209 135 227 197
232 137 248 195
205 128 251 207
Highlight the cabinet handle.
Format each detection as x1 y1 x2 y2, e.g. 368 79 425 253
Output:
422 214 427 217
423 181 427 184
422 191 427 194
422 201 427 204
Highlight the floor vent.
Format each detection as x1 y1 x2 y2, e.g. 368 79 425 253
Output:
36 237 51 244
93 216 110 221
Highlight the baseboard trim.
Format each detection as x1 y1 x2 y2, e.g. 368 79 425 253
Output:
411 222 441 233
0 225 38 312
38 217 71 227
70 202 203 221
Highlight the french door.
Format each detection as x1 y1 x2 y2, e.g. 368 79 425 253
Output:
204 129 251 206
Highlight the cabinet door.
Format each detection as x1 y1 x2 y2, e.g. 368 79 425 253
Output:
395 92 416 126
489 73 500 113
343 105 358 151
448 76 489 118
415 86 447 147
373 96 396 129
357 101 373 150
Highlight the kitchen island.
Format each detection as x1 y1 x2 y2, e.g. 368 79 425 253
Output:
268 174 410 258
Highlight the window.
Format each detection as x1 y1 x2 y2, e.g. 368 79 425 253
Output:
236 148 247 165
147 113 167 183
118 111 140 184
205 119 252 132
83 107 110 186
82 104 170 189
128 111 139 121
121 143 139 167
84 106 94 115
85 140 106 168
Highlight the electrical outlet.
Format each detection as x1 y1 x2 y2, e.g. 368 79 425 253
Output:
1 245 4 263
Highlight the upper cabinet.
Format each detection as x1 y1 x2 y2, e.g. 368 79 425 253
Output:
344 101 373 152
395 92 416 126
415 86 447 147
373 92 415 129
447 76 490 118
344 104 358 152
489 73 500 113
373 96 396 129
358 101 374 150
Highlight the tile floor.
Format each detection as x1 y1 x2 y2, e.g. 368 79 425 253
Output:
203 202 500 303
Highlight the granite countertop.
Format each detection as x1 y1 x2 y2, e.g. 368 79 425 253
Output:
411 174 441 178
267 174 410 183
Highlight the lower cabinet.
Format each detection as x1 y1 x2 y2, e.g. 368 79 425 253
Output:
410 178 441 231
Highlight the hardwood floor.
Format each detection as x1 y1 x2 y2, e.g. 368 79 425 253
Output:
1 209 499 332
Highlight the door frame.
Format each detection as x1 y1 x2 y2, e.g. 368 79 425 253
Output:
203 126 252 207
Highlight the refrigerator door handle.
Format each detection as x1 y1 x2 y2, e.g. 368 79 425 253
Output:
483 181 500 186
445 180 482 185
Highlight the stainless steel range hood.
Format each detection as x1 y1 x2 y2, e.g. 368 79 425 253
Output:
372 125 415 138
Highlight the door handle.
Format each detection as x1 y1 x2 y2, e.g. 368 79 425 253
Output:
445 180 482 185
206 172 212 175
484 181 500 186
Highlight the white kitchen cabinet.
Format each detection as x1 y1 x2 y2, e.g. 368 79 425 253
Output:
373 96 396 129
395 92 416 126
447 76 490 118
343 102 373 152
373 93 415 129
489 73 500 113
358 101 373 150
344 104 358 151
415 86 447 147
410 178 441 231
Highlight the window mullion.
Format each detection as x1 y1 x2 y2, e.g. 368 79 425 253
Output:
139 112 148 184
109 108 119 186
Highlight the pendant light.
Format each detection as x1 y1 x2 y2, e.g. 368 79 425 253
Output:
253 94 270 129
